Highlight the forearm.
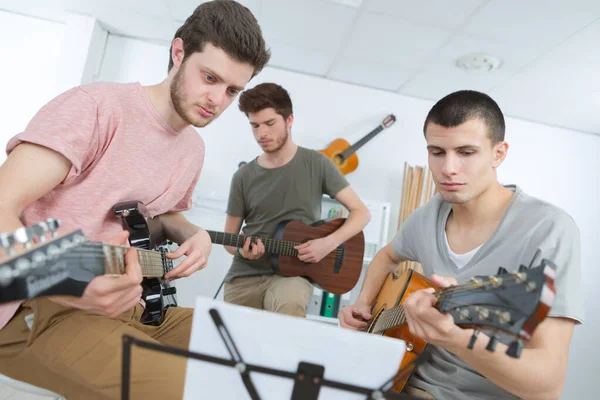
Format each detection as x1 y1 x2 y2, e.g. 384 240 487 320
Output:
224 246 238 256
355 248 397 307
326 206 370 247
158 212 203 244
0 209 24 233
449 330 566 400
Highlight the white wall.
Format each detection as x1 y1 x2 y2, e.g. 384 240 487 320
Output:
0 10 107 162
0 10 65 162
97 35 600 399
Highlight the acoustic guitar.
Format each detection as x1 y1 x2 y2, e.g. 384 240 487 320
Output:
319 114 396 175
208 218 365 294
366 260 556 392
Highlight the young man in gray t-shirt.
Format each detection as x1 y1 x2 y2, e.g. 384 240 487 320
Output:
340 90 584 400
222 83 370 317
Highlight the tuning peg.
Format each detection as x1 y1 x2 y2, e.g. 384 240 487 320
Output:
485 335 498 352
46 219 61 237
468 329 480 350
12 227 34 249
506 339 524 358
518 265 528 272
496 267 508 275
30 222 50 243
0 233 16 255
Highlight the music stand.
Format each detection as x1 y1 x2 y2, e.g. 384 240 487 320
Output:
122 299 429 399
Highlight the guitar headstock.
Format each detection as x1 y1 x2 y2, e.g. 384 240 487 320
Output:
381 114 396 129
437 259 556 358
0 220 101 303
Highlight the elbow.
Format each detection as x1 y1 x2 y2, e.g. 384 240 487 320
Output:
361 206 371 225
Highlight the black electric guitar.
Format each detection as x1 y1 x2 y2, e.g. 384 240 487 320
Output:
113 201 177 325
0 218 174 327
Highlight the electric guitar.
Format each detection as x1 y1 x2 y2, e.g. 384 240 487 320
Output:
113 201 177 325
319 114 396 175
0 218 175 327
366 260 556 392
208 218 365 294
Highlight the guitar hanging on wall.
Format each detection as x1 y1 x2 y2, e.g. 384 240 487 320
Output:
319 114 396 175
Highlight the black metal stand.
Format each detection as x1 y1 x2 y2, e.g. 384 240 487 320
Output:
121 308 425 400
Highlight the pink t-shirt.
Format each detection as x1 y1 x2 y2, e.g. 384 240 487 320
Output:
0 82 205 330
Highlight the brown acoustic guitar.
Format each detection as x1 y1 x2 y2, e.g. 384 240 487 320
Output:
366 260 556 392
208 218 364 294
319 114 396 175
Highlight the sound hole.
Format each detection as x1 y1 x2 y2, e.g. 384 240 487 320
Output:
333 154 344 165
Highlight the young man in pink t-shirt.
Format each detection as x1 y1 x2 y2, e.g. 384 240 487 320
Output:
0 1 270 398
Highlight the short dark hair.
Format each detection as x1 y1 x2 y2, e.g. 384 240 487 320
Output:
423 90 505 144
168 0 270 76
238 83 293 120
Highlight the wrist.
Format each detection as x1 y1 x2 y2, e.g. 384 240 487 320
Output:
236 247 246 259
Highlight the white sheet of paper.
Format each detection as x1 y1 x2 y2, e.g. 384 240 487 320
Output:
184 298 406 399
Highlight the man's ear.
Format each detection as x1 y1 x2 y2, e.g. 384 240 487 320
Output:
492 141 509 168
286 114 294 130
171 38 185 69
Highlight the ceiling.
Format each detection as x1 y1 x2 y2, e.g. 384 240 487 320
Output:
2 0 600 135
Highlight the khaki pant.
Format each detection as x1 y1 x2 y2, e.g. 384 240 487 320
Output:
0 298 192 400
224 275 313 317
404 386 436 399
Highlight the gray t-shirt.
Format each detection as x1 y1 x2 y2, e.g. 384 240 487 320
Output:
393 185 584 400
225 146 349 282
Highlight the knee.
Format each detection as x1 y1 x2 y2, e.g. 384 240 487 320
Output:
274 300 308 317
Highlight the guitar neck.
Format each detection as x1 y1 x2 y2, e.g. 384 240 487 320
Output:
341 125 384 159
207 231 300 257
101 243 167 277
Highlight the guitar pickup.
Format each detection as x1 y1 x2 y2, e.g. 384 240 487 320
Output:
162 287 176 296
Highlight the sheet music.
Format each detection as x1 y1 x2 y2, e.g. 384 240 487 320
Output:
184 298 406 399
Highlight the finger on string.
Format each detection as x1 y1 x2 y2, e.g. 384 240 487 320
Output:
166 242 189 259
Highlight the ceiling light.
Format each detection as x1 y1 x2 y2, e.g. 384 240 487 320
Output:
456 53 501 71
330 0 363 8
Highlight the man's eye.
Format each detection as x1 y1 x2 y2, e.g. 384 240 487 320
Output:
227 88 238 96
205 74 215 82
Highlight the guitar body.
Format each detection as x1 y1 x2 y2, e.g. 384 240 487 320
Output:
367 269 437 392
319 139 359 175
271 219 364 294
114 201 175 326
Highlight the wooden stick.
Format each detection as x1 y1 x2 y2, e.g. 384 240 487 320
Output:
424 168 433 205
398 162 409 229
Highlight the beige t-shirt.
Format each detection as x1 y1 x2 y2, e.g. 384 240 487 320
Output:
0 82 205 330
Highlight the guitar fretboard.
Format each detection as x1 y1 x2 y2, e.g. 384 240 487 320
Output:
342 125 384 159
207 231 300 257
99 243 169 277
